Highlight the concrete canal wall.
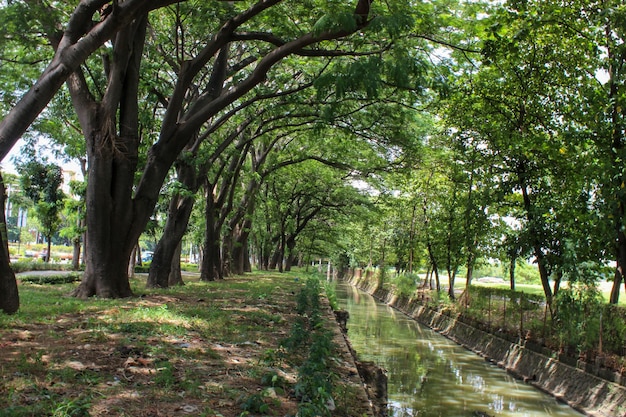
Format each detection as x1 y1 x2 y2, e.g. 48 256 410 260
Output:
343 272 626 417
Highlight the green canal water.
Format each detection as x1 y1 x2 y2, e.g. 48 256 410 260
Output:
335 282 584 417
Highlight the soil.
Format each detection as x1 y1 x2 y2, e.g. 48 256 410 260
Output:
0 273 372 417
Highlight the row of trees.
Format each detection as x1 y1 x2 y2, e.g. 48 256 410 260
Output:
343 0 626 316
0 0 440 313
1 0 625 323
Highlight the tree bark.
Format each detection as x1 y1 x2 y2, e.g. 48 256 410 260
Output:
71 15 148 298
168 241 184 286
0 173 19 314
147 189 196 287
509 256 516 291
200 183 223 281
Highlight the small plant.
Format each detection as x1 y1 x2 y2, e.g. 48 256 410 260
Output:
240 392 270 414
51 396 91 417
259 348 283 366
261 370 288 390
153 360 177 388
392 273 419 297
323 281 338 310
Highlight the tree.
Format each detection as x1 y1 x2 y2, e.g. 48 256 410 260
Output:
16 157 65 263
60 178 87 270
67 0 384 298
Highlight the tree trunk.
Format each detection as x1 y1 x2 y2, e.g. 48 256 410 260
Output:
284 238 297 272
0 173 19 314
465 252 474 289
519 173 553 306
509 256 516 291
72 238 81 270
200 187 223 281
74 144 135 298
147 193 195 288
70 16 148 299
426 241 440 292
128 245 137 278
168 241 184 286
230 220 252 275
447 268 456 300
45 236 52 263
610 219 626 303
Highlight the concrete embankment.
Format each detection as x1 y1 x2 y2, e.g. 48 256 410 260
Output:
343 273 626 417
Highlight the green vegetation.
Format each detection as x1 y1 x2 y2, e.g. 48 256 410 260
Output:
0 271 368 417
283 277 337 417
0 0 624 391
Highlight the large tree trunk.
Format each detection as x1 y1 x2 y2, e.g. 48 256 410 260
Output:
72 16 148 298
74 142 136 298
0 173 19 314
230 219 253 275
0 1 179 160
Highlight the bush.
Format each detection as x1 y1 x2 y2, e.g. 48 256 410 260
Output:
11 260 73 273
19 273 82 285
391 273 419 297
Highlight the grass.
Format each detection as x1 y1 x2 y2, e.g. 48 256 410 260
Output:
417 274 626 307
0 270 369 417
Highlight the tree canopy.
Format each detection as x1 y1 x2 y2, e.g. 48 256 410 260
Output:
1 0 626 319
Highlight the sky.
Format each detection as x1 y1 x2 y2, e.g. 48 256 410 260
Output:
1 137 83 180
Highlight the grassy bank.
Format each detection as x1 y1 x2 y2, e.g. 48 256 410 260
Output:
0 271 368 417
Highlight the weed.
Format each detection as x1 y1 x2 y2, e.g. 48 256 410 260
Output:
154 360 176 388
259 348 284 366
51 396 91 417
324 281 339 311
16 351 46 375
260 370 288 389
240 392 270 414
284 277 338 416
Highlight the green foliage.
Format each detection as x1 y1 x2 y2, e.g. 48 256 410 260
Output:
240 392 270 414
10 260 72 273
554 283 604 353
601 305 626 355
323 280 338 311
280 277 337 416
312 12 357 35
514 262 542 284
260 370 288 389
391 272 420 297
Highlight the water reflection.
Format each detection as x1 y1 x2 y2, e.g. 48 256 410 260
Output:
335 282 583 417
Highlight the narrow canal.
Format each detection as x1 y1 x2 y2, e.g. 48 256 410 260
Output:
334 281 584 417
